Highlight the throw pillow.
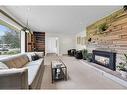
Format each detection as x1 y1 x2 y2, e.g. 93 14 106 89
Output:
27 52 36 61
31 54 39 61
31 55 36 61
35 52 44 58
34 54 39 60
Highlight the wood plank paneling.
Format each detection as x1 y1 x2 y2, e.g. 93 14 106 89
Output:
25 32 45 54
86 8 127 55
34 32 45 53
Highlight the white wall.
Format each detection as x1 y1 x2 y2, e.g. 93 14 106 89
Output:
45 32 76 55
21 31 25 53
76 30 86 50
0 6 23 30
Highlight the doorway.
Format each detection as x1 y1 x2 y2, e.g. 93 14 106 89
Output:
46 37 59 54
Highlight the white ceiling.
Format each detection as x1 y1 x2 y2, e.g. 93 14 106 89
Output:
3 6 122 34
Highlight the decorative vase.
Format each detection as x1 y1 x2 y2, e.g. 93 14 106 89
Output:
120 70 127 78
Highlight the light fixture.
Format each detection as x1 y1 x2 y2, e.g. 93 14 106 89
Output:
21 8 33 34
21 27 30 33
24 7 32 34
25 29 30 33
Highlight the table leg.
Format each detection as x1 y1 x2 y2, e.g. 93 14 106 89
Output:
65 68 67 80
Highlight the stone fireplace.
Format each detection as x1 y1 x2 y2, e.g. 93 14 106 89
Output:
92 50 116 71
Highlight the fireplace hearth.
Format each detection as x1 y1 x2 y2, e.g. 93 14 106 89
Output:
92 50 116 71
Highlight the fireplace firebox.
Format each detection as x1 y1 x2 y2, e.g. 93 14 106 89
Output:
92 50 116 71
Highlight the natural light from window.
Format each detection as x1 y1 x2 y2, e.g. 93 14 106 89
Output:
0 25 20 59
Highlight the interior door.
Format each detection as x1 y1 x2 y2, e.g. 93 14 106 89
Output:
46 37 59 54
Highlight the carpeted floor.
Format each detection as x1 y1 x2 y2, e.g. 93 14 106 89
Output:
41 54 126 89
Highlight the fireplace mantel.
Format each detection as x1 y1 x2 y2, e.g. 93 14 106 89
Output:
92 50 116 71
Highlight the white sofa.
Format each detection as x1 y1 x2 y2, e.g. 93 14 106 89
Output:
0 52 45 89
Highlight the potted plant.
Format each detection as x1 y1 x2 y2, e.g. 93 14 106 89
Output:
88 38 92 42
82 49 88 60
123 5 127 12
86 53 93 62
117 54 127 78
98 23 109 34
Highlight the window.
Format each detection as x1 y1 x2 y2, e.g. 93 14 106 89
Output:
0 24 20 59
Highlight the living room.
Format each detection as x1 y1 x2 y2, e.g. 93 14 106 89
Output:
0 1 127 94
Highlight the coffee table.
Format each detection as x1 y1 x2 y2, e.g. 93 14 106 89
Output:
51 58 67 83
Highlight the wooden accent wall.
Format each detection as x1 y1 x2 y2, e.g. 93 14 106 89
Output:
25 32 35 52
33 32 45 53
86 9 127 55
25 32 45 54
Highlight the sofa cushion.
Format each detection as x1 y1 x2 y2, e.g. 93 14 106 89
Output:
12 58 23 68
25 59 43 67
0 54 29 68
25 59 43 85
0 62 8 69
1 59 17 68
26 65 40 85
10 54 29 68
26 52 36 61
